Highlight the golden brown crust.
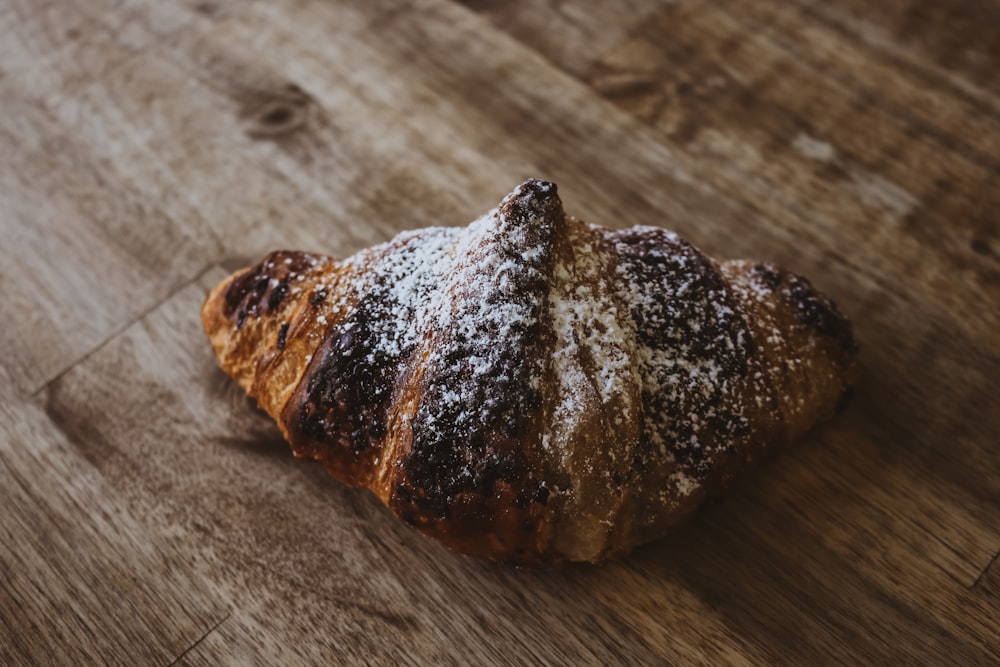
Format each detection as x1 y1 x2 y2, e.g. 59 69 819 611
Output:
201 179 859 565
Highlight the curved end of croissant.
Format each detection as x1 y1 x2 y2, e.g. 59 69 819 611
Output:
764 263 860 418
201 269 249 387
201 251 333 413
723 260 860 445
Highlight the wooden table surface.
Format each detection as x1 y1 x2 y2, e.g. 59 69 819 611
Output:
2 0 998 664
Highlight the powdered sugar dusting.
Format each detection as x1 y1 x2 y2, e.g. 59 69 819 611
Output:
281 181 792 510
291 227 458 451
605 226 754 495
545 222 640 487
400 181 561 507
551 226 634 411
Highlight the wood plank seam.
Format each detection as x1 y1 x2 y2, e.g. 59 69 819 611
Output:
972 549 1000 590
30 264 220 399
166 612 232 667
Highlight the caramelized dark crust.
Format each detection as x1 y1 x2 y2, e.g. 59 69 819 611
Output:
201 179 859 565
280 238 417 487
387 182 561 560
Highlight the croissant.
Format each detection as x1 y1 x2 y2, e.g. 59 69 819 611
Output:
202 179 858 565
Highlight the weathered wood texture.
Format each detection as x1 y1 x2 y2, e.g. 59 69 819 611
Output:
0 364 228 665
2 0 997 663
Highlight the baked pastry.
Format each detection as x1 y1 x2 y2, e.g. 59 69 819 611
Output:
202 179 858 564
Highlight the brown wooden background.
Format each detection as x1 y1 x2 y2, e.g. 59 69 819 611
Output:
2 0 998 664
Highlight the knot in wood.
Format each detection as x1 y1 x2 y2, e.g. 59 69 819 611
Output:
246 84 314 140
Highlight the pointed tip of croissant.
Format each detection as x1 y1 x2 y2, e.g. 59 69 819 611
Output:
499 179 562 222
514 178 558 195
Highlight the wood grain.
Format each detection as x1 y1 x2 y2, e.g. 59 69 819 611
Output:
2 0 998 663
0 366 228 665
